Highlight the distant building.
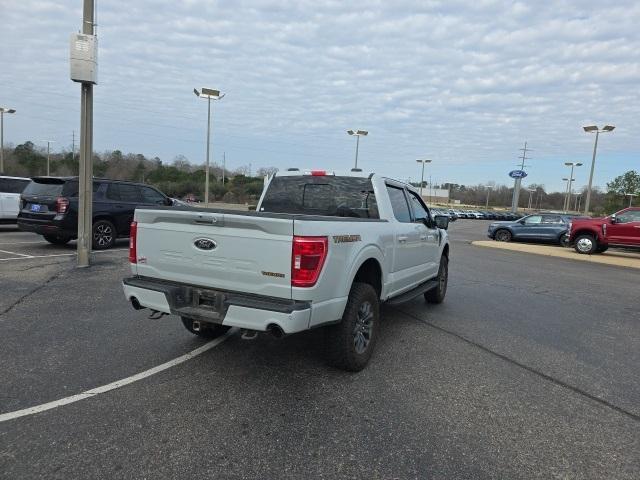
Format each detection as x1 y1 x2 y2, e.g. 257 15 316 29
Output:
421 188 450 205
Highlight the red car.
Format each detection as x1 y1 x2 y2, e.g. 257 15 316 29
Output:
569 207 640 254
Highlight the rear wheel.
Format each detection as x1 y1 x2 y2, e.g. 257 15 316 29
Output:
326 282 379 372
43 234 70 245
180 317 230 338
574 234 598 254
425 255 448 304
495 229 512 242
92 219 116 250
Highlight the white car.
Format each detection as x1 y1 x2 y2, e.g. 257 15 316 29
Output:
0 175 30 224
123 170 451 371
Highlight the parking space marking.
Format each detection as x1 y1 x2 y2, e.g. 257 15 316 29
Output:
0 249 32 257
0 329 235 423
0 241 47 245
0 249 129 262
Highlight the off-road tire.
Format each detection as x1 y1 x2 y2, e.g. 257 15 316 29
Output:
326 282 380 372
425 255 448 304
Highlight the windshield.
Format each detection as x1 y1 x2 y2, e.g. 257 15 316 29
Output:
22 179 66 197
260 175 379 218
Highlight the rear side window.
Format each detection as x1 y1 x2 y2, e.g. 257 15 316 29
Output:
260 176 379 218
140 186 166 204
386 185 412 223
542 215 563 224
0 178 30 194
60 181 100 197
107 183 143 203
22 180 65 197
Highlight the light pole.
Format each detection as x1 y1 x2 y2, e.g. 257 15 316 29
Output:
485 186 493 209
626 193 637 207
0 107 16 173
526 189 534 211
42 140 56 176
562 177 574 213
194 87 225 205
416 159 432 198
563 162 582 212
583 125 614 214
347 129 368 169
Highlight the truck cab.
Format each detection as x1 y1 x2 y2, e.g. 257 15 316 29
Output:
569 207 640 254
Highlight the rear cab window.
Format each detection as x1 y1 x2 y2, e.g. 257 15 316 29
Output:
260 175 379 218
0 177 30 194
385 185 412 223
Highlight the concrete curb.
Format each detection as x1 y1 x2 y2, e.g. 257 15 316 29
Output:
472 240 640 270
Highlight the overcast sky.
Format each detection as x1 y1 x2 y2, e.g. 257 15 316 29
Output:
1 0 638 191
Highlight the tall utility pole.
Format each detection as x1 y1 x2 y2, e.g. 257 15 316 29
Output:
222 151 226 185
0 107 16 173
76 0 95 267
511 141 531 213
627 193 637 207
43 140 55 176
72 130 75 162
583 125 615 215
562 177 574 213
194 88 224 205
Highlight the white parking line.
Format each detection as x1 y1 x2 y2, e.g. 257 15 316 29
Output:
0 249 31 257
0 248 128 262
0 241 47 245
0 330 235 423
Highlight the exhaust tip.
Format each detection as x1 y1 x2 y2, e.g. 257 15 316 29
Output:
267 324 285 339
130 297 145 310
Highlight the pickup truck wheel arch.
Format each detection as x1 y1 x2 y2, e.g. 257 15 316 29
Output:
352 258 382 299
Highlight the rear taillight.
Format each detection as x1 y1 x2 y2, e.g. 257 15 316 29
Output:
55 197 69 214
291 236 328 288
310 170 326 176
129 221 138 264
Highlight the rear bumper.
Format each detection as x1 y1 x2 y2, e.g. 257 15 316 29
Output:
122 276 312 334
17 217 73 237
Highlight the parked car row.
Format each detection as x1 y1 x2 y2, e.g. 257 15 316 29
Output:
487 208 640 254
430 208 524 221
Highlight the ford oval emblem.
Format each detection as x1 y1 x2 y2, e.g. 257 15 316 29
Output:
194 238 217 251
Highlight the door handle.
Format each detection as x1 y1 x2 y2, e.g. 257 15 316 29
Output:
398 236 408 243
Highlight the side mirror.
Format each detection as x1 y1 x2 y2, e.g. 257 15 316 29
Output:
434 215 449 230
164 197 173 206
610 214 617 224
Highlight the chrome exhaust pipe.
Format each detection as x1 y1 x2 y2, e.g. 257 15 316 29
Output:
192 321 201 332
267 324 286 339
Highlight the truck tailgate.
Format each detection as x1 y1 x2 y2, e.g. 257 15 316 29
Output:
133 209 293 299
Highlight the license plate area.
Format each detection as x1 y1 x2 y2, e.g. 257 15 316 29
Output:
30 204 42 212
193 289 225 312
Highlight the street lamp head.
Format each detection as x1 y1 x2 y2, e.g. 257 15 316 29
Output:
194 87 223 100
347 129 368 136
602 125 615 132
583 125 598 132
416 159 432 164
0 107 16 114
576 162 583 166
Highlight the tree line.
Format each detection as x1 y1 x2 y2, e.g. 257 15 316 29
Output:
2 140 638 213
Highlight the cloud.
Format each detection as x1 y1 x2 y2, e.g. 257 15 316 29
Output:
0 0 638 190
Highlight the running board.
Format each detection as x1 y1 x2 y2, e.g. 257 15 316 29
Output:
386 280 438 306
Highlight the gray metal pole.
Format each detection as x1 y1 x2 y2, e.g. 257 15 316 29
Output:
77 0 94 267
584 130 599 215
485 188 490 209
511 177 521 212
354 135 360 169
222 151 225 185
419 161 425 197
563 178 570 213
47 141 50 176
205 96 211 205
0 111 3 173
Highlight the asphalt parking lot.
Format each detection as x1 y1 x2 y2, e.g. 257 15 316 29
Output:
1 221 639 479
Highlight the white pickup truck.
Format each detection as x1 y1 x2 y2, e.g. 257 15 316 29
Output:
0 175 31 224
123 170 450 371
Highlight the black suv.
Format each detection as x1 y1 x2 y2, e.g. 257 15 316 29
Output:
18 177 174 249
